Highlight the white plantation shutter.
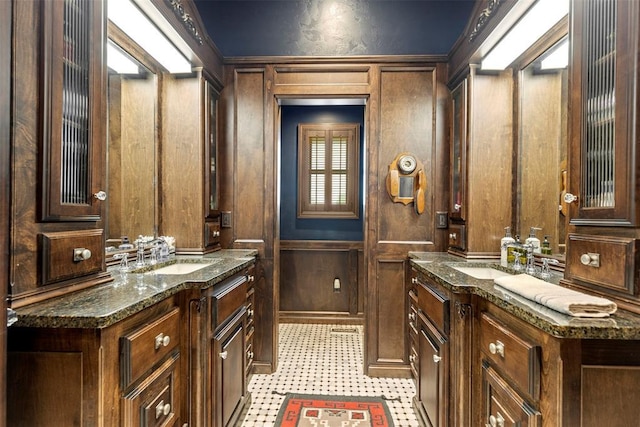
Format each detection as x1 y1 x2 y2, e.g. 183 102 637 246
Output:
298 124 360 218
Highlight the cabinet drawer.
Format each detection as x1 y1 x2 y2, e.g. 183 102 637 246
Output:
210 275 248 329
566 234 638 297
482 362 541 427
122 354 180 427
479 313 540 400
39 229 104 285
416 279 449 335
448 223 466 251
121 308 181 388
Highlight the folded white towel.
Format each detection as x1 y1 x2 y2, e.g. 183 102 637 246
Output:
494 274 617 317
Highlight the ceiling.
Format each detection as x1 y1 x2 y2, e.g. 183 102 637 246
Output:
192 0 477 58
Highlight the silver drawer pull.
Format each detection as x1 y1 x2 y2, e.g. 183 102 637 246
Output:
247 308 254 317
220 350 228 359
411 277 418 284
408 312 416 321
155 400 171 419
73 248 92 262
409 354 416 363
489 412 505 427
489 340 505 358
580 252 600 267
247 350 254 360
433 354 441 363
154 333 171 350
247 275 255 282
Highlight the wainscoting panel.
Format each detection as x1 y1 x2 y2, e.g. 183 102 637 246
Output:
280 241 363 324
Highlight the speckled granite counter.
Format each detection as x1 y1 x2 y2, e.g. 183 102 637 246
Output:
409 252 640 340
13 249 258 329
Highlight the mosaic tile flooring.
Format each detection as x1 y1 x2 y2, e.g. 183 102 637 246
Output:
237 323 420 426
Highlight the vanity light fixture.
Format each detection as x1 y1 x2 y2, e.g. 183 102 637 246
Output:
540 38 569 70
107 41 139 74
481 0 569 71
107 0 192 74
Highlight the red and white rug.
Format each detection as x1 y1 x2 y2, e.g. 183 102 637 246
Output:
274 394 394 426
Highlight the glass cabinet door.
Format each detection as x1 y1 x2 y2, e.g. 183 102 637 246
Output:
450 79 467 221
569 0 638 226
41 0 106 221
205 80 220 218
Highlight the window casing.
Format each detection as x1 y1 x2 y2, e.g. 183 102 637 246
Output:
298 123 360 219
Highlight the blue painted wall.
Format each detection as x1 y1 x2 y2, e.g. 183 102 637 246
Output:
193 0 475 57
280 105 364 241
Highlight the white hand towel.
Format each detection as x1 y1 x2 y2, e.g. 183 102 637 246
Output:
494 274 617 317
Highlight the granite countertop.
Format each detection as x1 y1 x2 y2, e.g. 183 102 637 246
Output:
12 249 258 329
408 252 640 340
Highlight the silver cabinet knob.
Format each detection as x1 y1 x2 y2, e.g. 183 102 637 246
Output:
219 350 228 359
489 340 505 357
408 312 416 321
154 333 171 350
73 248 92 262
247 350 254 360
433 354 441 363
247 308 254 317
454 203 462 211
411 277 418 284
155 400 171 419
449 233 457 241
93 190 107 201
409 354 416 363
580 252 600 267
489 412 505 427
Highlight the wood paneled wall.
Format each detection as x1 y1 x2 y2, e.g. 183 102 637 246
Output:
1 0 11 424
280 241 364 324
221 57 449 376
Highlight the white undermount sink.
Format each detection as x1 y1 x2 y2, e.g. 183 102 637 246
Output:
145 260 220 275
450 266 512 280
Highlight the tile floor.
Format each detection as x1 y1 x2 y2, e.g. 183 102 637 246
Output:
238 323 420 426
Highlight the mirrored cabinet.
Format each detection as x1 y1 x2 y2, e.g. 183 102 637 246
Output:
447 66 514 258
162 69 222 253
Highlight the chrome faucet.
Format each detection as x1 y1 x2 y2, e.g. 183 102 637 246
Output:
135 235 146 268
147 238 170 262
540 258 560 280
524 243 537 275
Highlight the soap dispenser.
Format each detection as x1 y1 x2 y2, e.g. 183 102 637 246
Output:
500 227 515 267
525 227 542 254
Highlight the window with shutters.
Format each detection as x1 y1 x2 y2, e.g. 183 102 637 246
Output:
298 123 360 219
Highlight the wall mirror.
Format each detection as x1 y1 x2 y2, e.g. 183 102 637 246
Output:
517 33 568 259
105 38 159 253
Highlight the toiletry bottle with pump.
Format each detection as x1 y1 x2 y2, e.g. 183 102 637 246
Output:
525 227 542 253
500 227 515 267
541 235 552 255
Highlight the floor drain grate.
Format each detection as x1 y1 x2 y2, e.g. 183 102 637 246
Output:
330 327 358 334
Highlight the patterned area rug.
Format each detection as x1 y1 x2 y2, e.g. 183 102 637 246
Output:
274 393 394 426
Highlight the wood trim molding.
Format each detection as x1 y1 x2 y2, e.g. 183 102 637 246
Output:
469 0 505 42
280 240 364 251
163 0 204 45
224 54 449 66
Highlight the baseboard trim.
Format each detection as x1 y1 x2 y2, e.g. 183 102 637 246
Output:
279 311 364 325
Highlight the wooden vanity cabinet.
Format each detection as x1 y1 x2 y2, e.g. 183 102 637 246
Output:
563 0 640 314
162 69 222 254
473 296 640 426
410 268 473 427
186 265 254 427
7 296 183 427
448 66 513 258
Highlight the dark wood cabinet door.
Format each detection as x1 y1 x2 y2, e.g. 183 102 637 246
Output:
212 310 246 427
40 0 106 221
418 319 448 427
568 0 639 226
